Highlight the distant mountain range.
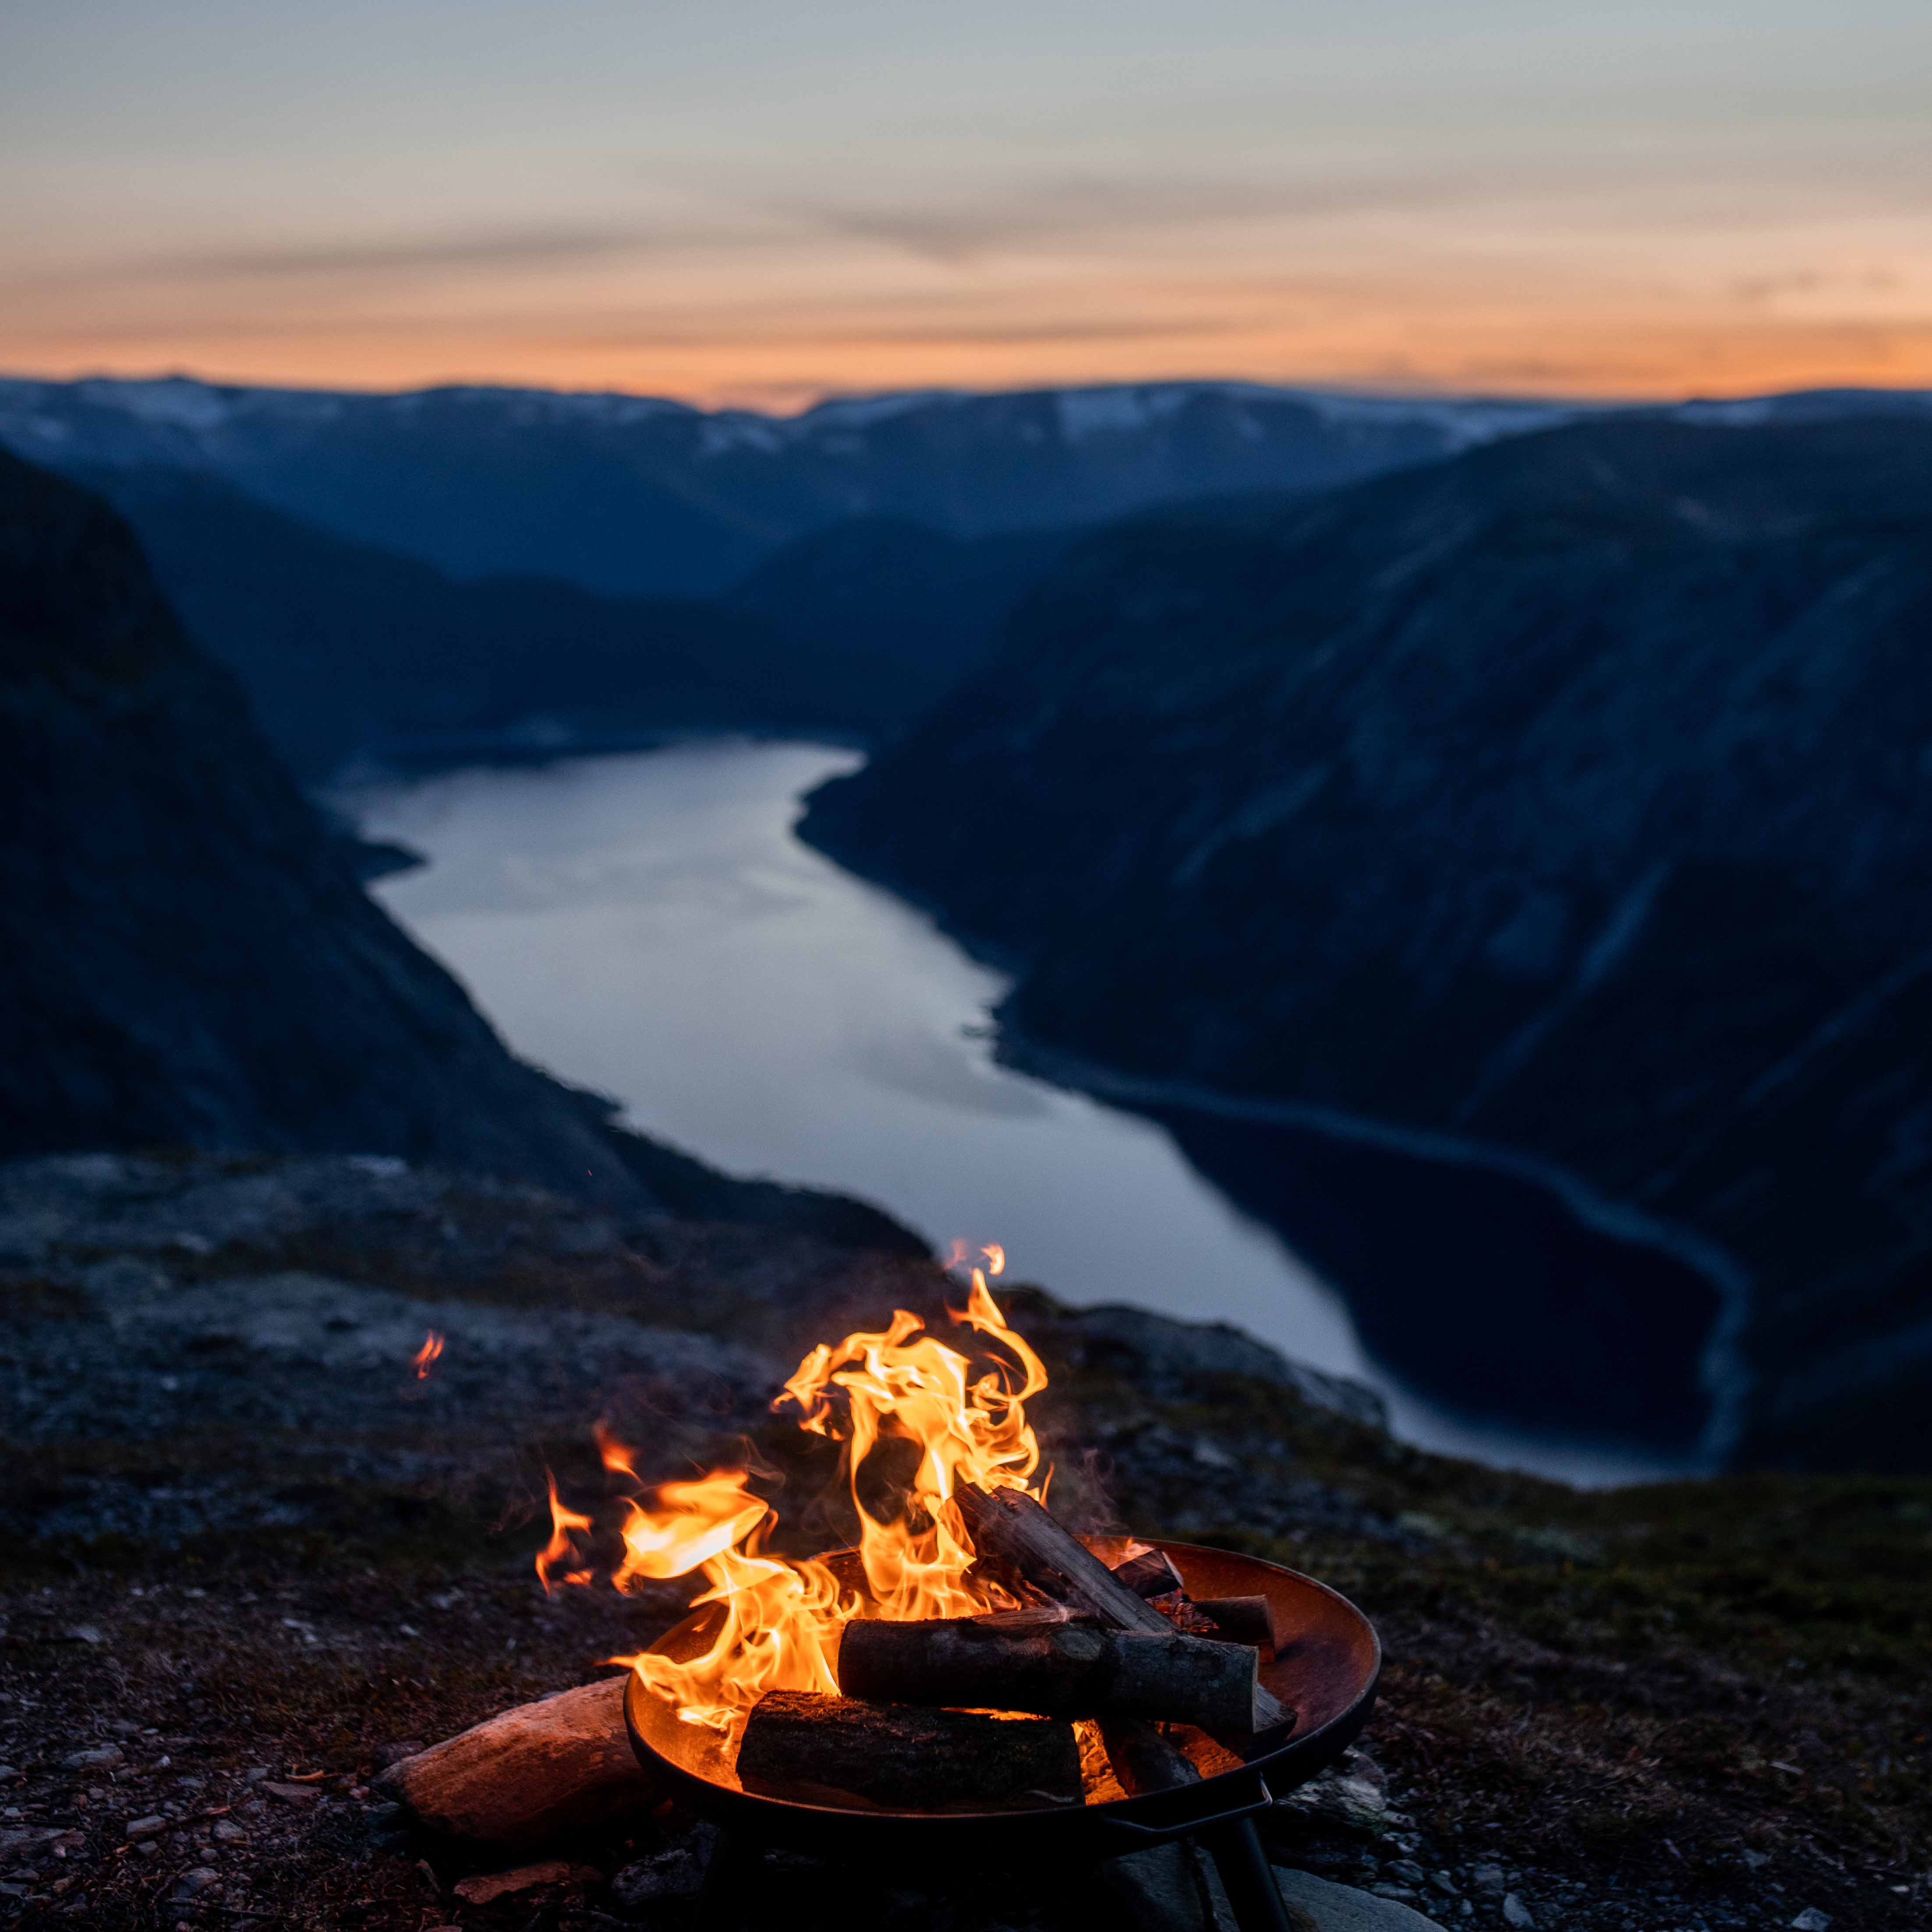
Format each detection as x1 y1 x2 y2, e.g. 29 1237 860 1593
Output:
56 461 867 782
802 413 1932 1474
0 374 1585 596
7 372 1929 786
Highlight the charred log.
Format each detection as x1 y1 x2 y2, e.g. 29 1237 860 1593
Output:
955 1484 1177 1636
1111 1548 1185 1599
839 1614 1264 1734
1096 1717 1203 1797
954 1487 1288 1732
1192 1595 1280 1652
735 1690 1081 1809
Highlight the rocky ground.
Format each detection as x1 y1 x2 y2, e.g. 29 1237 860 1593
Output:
1 1153 1926 1932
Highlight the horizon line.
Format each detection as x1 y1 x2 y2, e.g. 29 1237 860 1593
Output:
14 361 1932 418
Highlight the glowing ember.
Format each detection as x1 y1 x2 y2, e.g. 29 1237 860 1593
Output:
411 1330 444 1380
541 1252 1045 1737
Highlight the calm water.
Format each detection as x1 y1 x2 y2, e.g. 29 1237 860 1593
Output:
348 740 1708 1485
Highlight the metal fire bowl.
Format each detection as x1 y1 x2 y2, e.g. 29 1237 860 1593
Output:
623 1540 1381 1859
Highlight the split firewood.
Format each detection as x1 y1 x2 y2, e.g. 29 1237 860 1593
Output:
1192 1594 1280 1652
735 1690 1081 1809
970 1603 1077 1631
375 1676 658 1849
839 1614 1265 1735
1096 1717 1203 1797
1111 1547 1185 1599
955 1485 1288 1733
1115 1553 1280 1651
956 1484 1182 1636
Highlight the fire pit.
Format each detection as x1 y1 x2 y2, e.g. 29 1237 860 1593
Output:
542 1252 1383 1932
623 1539 1379 1929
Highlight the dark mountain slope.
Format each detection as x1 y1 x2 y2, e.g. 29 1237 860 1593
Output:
720 517 1076 724
801 416 1932 1471
70 465 850 782
0 449 927 1249
0 446 655 1189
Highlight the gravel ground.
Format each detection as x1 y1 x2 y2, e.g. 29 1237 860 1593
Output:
1 1153 1925 1932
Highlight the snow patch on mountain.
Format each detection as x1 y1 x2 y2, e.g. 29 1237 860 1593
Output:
76 377 235 432
795 390 962 434
1054 385 1200 441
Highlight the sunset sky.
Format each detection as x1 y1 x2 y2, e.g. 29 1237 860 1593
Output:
5 0 1930 410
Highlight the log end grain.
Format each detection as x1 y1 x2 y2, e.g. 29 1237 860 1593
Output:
1192 1594 1282 1653
1111 1549 1185 1599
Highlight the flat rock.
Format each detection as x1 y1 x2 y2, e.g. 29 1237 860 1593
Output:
1097 1839 1231 1932
1102 1854 1447 1932
1062 1304 1387 1428
59 1744 122 1769
1274 1867 1448 1932
610 1823 718 1906
453 1859 579 1906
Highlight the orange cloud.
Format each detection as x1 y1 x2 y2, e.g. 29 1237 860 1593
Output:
5 184 1929 406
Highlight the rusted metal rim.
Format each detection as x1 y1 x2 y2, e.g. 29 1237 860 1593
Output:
623 1539 1381 1855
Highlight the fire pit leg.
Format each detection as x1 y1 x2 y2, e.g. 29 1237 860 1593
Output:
697 1823 757 1918
1200 1816 1294 1932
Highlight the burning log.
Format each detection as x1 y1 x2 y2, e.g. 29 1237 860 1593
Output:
838 1613 1264 1736
1192 1595 1280 1653
955 1484 1288 1733
1095 1717 1203 1797
1114 1551 1279 1650
375 1677 657 1849
735 1690 1081 1809
1111 1547 1185 1599
957 1484 1181 1636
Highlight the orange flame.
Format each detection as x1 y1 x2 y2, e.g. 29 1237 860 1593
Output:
411 1330 444 1380
556 1262 1048 1737
536 1472 594 1591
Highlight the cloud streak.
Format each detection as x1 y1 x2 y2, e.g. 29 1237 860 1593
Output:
11 217 791 293
172 226 659 278
782 171 1484 264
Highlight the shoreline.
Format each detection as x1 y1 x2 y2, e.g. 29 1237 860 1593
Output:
995 1028 1755 1470
794 787 1752 1472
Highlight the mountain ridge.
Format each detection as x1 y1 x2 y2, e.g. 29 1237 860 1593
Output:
799 411 1932 1472
0 372 1601 595
0 442 925 1257
63 460 884 781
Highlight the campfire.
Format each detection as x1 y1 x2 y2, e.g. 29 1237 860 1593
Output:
375 1249 1380 1932
535 1252 1297 1813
